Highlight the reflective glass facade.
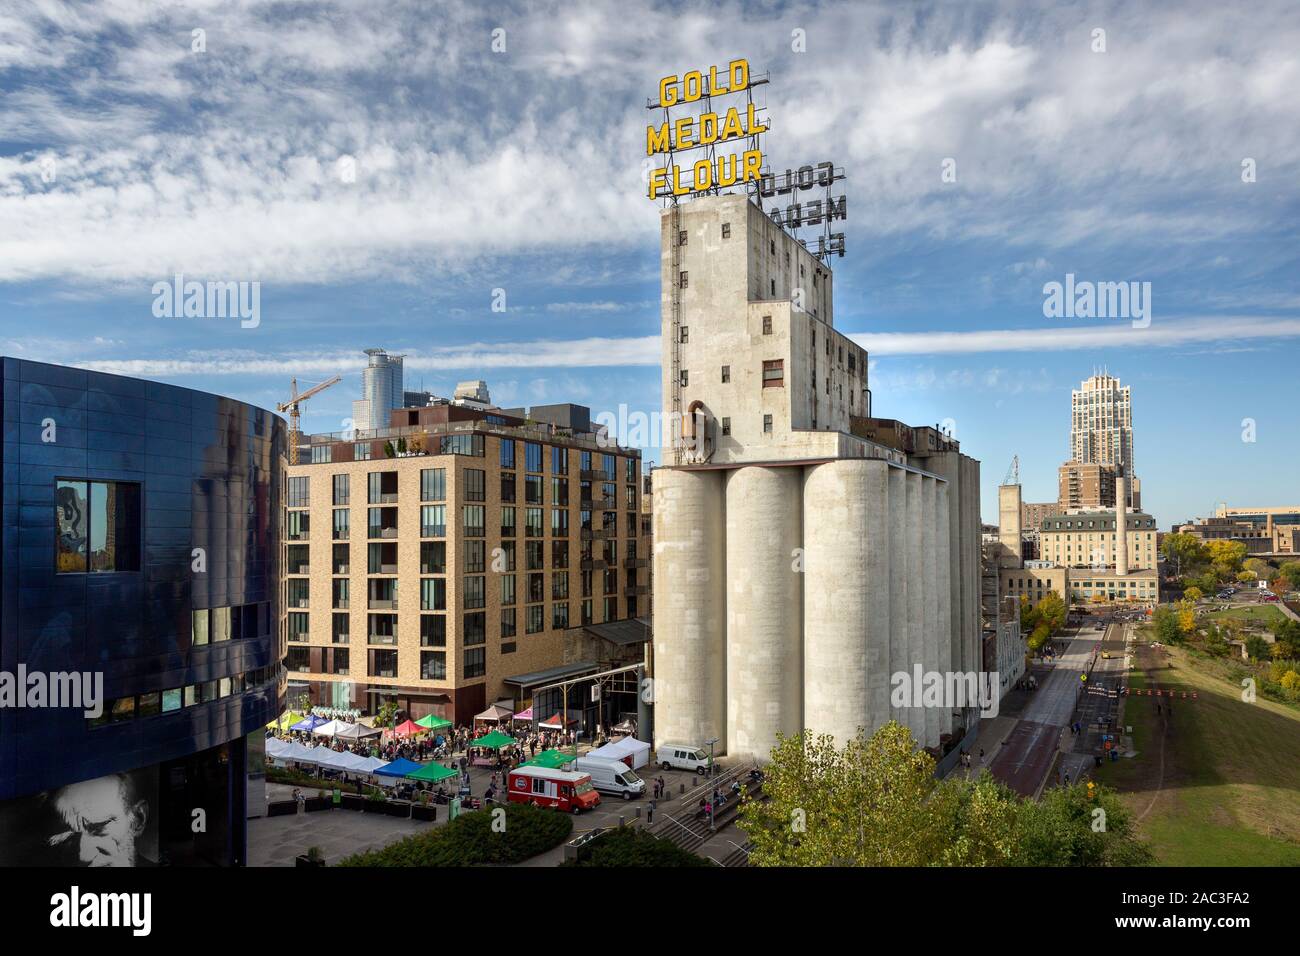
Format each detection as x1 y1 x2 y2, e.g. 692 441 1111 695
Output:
0 358 284 865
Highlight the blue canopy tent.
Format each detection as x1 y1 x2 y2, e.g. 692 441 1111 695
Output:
373 757 422 779
290 715 330 733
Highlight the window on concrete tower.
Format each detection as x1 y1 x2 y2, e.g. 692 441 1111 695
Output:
763 415 773 434
721 222 731 238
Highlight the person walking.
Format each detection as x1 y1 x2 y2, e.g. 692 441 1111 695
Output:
647 799 656 825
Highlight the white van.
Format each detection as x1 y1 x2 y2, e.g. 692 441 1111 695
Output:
656 744 711 775
574 756 646 800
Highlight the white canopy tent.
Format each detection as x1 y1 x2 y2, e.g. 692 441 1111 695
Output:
311 719 347 737
334 721 384 741
587 737 651 769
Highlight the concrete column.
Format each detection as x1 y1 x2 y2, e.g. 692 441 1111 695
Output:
725 466 802 762
1116 474 1129 576
936 478 953 738
652 468 726 750
802 459 891 746
902 470 926 745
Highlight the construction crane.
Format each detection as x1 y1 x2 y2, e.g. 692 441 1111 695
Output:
278 376 341 465
1003 454 1020 486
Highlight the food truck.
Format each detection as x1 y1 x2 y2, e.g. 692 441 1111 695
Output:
507 765 602 814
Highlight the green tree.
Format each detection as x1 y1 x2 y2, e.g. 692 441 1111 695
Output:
1206 540 1248 580
1279 561 1300 591
1184 586 1203 602
1244 634 1270 661
1162 533 1207 579
1013 784 1153 866
1151 605 1184 644
1036 591 1067 634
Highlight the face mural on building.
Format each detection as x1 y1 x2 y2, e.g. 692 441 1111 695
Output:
0 768 158 867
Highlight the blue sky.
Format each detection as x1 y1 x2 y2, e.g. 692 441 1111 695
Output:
1 0 1297 529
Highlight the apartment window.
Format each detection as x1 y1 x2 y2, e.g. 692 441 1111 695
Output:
626 457 636 482
500 608 517 639
499 439 515 469
464 612 486 646
332 543 349 574
551 477 569 505
463 647 486 679
721 365 730 383
552 571 569 600
501 574 516 607
421 577 447 611
763 414 773 433
287 543 309 574
552 603 569 629
551 508 569 536
526 605 545 634
420 540 446 574
286 510 310 541
288 578 310 608
332 474 349 505
501 506 516 537
287 476 310 508
499 540 516 571
528 572 546 603
332 508 349 539
420 467 446 501
551 539 569 568
721 417 731 436
463 468 486 502
500 471 516 502
525 474 543 503
762 359 785 387
287 611 309 642
463 505 485 537
721 222 731 238
551 446 568 475
464 575 486 610
464 539 485 573
526 540 544 571
421 614 446 646
354 443 372 461
331 577 349 609
439 434 484 456
368 471 397 503
679 271 688 289
525 442 543 473
420 651 446 681
679 326 689 344
526 507 544 537
421 504 446 537
762 315 772 334
332 613 350 643
310 445 332 464
370 650 398 678
55 480 143 573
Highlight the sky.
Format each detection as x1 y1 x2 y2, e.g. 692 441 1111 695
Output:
1 0 1297 530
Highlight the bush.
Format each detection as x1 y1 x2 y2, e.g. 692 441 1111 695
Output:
337 802 572 866
561 826 711 867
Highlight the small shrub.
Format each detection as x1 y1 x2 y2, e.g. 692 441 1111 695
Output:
337 802 572 867
561 826 711 867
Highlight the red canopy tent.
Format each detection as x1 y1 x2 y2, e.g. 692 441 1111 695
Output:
392 719 425 737
539 712 578 729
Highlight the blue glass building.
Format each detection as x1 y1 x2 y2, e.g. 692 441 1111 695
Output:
0 358 284 866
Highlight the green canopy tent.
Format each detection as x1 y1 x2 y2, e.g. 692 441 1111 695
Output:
519 749 574 770
415 713 453 732
407 762 459 783
470 730 516 749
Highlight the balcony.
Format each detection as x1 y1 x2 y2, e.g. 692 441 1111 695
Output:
333 564 350 575
368 633 398 646
580 558 607 570
589 495 616 509
372 492 399 504
288 562 310 575
623 557 648 569
580 469 606 481
368 597 399 611
291 598 310 609
623 585 650 597
371 527 399 540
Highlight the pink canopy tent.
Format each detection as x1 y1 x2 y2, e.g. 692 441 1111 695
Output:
391 719 425 737
513 706 534 721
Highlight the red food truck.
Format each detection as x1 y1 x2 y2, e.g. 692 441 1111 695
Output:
507 765 601 814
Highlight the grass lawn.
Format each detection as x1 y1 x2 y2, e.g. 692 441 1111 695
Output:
1201 604 1288 628
1094 640 1300 865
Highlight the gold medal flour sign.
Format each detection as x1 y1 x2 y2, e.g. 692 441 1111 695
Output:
646 58 766 200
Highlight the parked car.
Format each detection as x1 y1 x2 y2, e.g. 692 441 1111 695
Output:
657 744 712 775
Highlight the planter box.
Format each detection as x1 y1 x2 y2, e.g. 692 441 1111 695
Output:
411 804 438 822
362 799 387 813
384 800 412 819
340 793 365 811
267 800 298 818
304 797 332 813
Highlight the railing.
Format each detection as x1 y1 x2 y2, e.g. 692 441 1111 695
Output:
623 557 648 569
302 418 640 457
368 598 398 610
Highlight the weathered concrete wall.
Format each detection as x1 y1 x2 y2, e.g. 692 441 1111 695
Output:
724 466 803 761
652 468 726 748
